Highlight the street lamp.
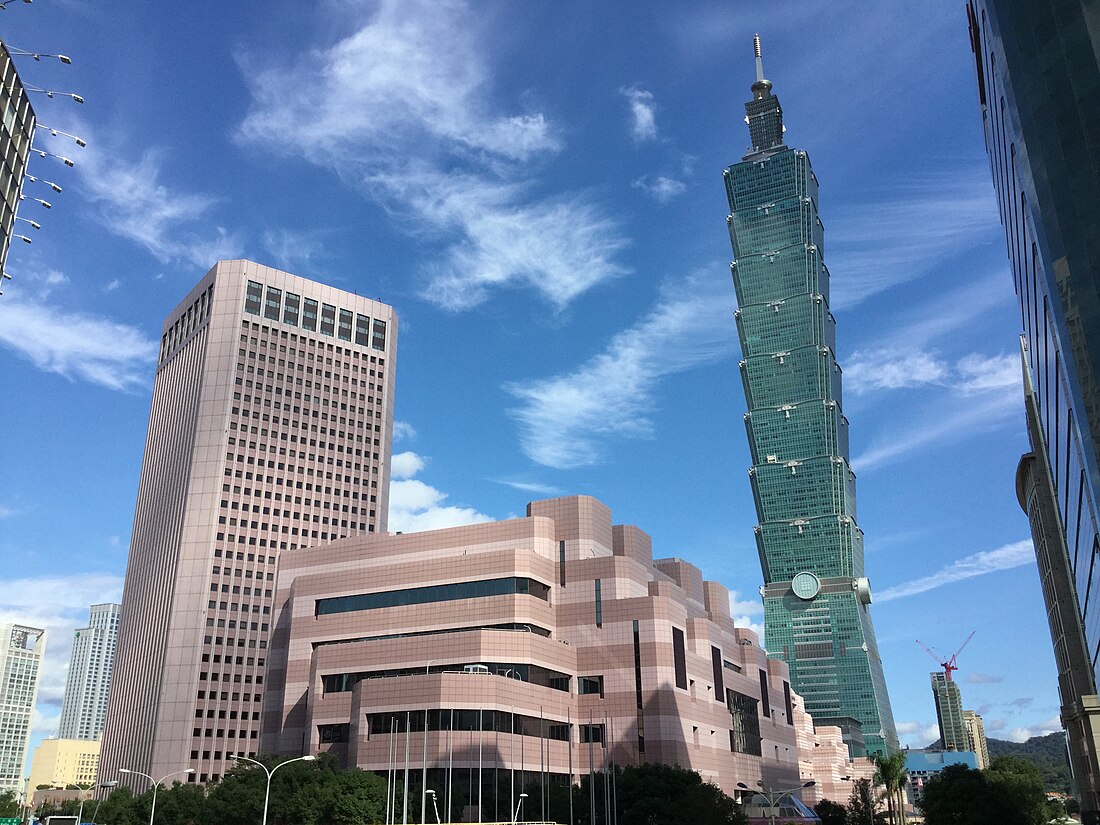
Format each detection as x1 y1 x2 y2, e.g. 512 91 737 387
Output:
425 789 441 825
33 149 75 167
4 46 71 63
737 780 815 825
232 754 316 825
118 767 195 825
26 175 62 193
511 791 528 825
23 84 83 104
90 781 118 824
37 125 86 147
0 1 33 10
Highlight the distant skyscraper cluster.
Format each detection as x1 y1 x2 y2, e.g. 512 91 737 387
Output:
968 1 1100 820
0 624 46 793
722 37 897 757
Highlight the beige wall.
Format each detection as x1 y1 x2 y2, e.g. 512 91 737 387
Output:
28 739 100 791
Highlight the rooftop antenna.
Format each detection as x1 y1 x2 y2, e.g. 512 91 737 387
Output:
754 33 764 82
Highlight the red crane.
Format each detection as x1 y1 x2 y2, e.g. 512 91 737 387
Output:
916 631 975 681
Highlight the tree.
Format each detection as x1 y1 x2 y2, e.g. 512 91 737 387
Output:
873 752 909 825
918 760 1050 825
569 763 746 825
847 778 876 825
814 797 848 825
0 790 21 818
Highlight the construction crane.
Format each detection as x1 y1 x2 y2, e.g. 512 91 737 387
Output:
916 631 976 681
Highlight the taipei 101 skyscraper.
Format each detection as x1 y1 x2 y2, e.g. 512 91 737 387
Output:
723 37 898 756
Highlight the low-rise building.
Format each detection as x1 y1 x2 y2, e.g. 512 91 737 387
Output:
904 749 979 807
263 495 802 819
27 738 100 792
793 693 875 807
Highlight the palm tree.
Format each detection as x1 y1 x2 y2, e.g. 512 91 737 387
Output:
872 752 909 825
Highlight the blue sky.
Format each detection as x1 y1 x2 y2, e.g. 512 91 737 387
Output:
0 0 1059 759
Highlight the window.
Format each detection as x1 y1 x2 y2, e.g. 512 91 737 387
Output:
783 680 794 725
355 314 371 346
579 676 604 697
594 579 602 628
372 319 387 351
712 646 725 702
728 690 762 756
673 627 688 690
633 619 645 754
264 287 282 321
320 303 336 336
244 281 263 315
580 724 604 744
758 669 771 718
318 723 349 743
316 577 551 615
338 309 353 342
283 293 300 326
559 540 566 587
302 299 319 331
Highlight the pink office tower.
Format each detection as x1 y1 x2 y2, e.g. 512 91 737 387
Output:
99 260 398 787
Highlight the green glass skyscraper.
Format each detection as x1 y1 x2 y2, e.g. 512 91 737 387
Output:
722 37 898 756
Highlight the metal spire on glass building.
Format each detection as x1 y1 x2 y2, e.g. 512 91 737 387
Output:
722 36 899 756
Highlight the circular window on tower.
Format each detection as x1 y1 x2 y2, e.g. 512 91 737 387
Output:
791 571 820 600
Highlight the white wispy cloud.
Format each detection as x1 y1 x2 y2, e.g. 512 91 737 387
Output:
729 589 763 616
507 269 735 469
877 539 1033 602
0 573 124 739
237 0 627 311
391 450 426 480
0 295 157 391
620 86 657 141
851 388 1020 472
632 175 687 203
261 228 329 275
388 451 493 533
896 720 942 748
392 421 417 441
966 671 1004 684
828 169 1000 310
77 146 243 268
1006 715 1062 743
490 479 563 496
844 349 1020 396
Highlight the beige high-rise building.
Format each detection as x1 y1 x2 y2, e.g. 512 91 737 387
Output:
99 260 397 787
27 739 100 792
0 624 46 792
963 710 990 769
931 673 967 752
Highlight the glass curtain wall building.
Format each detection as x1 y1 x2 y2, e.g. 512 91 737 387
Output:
722 38 898 756
967 2 1100 819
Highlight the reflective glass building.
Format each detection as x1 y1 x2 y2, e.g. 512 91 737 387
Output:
722 40 898 756
968 2 1100 820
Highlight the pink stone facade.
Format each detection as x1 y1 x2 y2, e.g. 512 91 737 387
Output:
792 693 875 807
100 261 397 788
264 495 804 815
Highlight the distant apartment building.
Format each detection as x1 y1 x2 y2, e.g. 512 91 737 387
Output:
263 495 803 819
904 750 979 808
0 41 36 290
963 710 990 769
931 673 967 752
967 3 1100 819
58 604 120 741
99 260 397 787
0 624 46 792
27 739 100 792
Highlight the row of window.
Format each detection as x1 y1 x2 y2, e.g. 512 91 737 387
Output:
244 281 388 351
316 577 552 617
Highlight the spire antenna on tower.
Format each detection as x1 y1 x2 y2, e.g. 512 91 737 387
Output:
754 33 764 82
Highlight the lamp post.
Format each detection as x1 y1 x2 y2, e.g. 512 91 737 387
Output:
90 781 118 824
425 789 441 824
232 754 316 825
736 780 815 825
511 791 527 825
118 767 195 825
